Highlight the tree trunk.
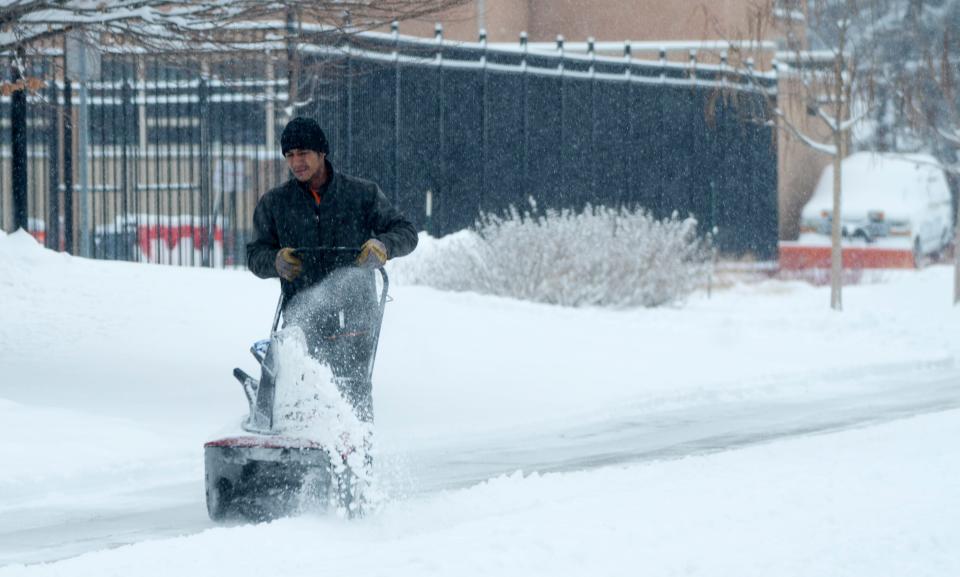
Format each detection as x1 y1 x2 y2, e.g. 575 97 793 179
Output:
955 182 959 304
829 44 849 312
830 140 843 311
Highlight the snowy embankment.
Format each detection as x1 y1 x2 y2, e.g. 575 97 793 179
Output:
1 229 959 575
6 410 960 577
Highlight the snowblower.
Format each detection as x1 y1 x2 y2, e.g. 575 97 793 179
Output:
204 247 389 522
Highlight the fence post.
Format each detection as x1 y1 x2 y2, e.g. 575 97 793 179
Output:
588 37 597 205
46 75 60 248
479 28 487 213
392 20 401 205
199 78 212 267
713 51 728 233
624 41 633 208
657 47 666 215
63 78 74 254
11 58 28 231
346 13 354 174
77 47 91 258
285 8 300 114
265 53 275 155
687 49 698 216
520 31 529 200
433 22 444 236
121 79 132 260
659 47 666 82
719 50 728 88
557 35 565 205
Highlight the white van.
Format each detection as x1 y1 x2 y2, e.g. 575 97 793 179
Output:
799 152 954 264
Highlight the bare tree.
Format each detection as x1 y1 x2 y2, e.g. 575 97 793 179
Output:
782 8 858 312
901 12 960 304
2 0 471 114
0 1 467 55
717 0 890 311
1 0 469 106
1 0 467 236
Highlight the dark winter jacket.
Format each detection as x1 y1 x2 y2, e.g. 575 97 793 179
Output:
246 161 418 299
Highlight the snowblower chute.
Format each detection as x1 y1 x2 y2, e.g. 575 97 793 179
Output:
204 248 388 521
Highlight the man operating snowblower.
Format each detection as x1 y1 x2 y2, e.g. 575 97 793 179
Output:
246 116 418 422
202 117 416 521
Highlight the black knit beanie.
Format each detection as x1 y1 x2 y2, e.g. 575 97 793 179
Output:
280 117 329 156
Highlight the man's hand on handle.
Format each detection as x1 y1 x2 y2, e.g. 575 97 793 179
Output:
357 239 388 269
275 247 302 281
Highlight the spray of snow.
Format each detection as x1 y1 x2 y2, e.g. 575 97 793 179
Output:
268 325 379 515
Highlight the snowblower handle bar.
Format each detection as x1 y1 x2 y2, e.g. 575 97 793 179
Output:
291 246 360 258
269 247 389 335
269 246 359 332
271 293 286 334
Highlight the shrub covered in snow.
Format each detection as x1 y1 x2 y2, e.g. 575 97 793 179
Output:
388 204 713 308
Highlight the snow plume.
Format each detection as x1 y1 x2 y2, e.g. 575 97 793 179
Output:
269 325 378 516
283 268 378 334
389 204 713 308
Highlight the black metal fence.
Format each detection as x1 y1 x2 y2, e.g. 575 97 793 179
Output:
0 28 779 266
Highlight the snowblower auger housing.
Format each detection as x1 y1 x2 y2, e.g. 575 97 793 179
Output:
204 248 388 522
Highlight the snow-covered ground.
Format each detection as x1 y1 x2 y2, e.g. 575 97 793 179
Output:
1 229 958 576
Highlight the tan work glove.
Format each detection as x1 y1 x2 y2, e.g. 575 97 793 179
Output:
274 247 302 281
356 239 388 269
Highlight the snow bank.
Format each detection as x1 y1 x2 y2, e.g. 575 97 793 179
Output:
386 206 711 308
2 224 959 573
3 409 958 577
0 399 182 490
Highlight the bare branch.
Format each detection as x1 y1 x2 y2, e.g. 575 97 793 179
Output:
0 0 470 54
839 107 870 132
817 106 838 131
772 107 838 156
937 127 960 147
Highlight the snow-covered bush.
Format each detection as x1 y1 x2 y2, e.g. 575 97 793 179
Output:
389 203 713 308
